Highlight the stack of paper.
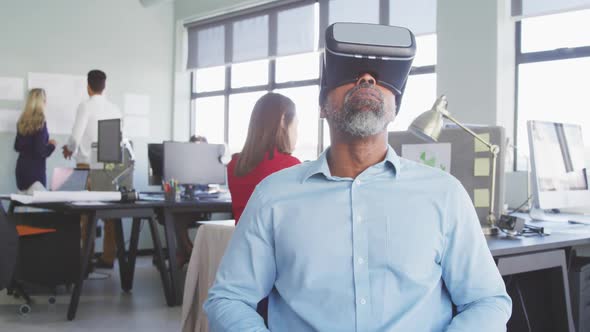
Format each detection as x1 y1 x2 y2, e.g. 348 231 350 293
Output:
10 191 122 204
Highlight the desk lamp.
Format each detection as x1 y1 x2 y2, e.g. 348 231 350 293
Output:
409 95 500 236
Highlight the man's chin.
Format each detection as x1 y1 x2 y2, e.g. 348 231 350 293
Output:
339 122 388 138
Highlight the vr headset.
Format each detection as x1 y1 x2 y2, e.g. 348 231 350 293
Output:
319 23 416 114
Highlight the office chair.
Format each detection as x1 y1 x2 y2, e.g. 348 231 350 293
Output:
0 204 37 315
4 206 79 314
0 204 18 291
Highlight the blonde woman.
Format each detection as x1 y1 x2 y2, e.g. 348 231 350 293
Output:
14 88 56 194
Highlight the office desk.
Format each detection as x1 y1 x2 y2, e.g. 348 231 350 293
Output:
1 197 232 319
487 224 590 332
151 199 233 306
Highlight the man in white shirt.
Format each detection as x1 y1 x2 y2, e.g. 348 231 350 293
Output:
63 70 121 269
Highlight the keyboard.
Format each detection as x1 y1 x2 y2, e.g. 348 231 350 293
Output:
138 192 165 201
530 211 590 224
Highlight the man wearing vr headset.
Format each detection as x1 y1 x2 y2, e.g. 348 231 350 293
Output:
205 23 511 331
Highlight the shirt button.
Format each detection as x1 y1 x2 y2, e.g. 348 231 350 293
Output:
360 298 367 305
355 180 362 186
357 216 363 223
358 257 364 265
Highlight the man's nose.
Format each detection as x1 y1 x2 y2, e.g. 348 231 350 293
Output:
356 73 376 86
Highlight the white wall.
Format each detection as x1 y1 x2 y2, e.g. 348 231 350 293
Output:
437 0 515 141
0 0 174 249
0 0 174 193
175 0 274 22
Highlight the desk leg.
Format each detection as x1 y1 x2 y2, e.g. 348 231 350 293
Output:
126 218 141 290
113 218 141 292
163 208 182 306
114 219 131 292
8 201 15 214
148 217 174 306
67 212 97 321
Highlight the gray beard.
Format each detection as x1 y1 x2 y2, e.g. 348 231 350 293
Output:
328 84 390 138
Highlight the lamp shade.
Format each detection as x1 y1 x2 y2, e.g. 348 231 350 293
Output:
409 109 444 142
409 95 449 142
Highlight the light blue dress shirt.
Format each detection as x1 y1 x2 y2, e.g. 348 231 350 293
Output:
205 146 512 332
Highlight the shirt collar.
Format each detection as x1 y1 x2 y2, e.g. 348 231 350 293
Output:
301 144 401 183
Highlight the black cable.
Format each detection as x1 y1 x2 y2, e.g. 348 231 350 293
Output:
516 281 532 332
509 195 533 215
520 226 545 237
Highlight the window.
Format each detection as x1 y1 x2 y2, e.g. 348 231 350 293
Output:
193 96 225 144
231 60 269 88
516 57 590 170
275 52 320 83
384 33 437 134
515 9 590 170
274 85 320 161
189 0 437 159
388 73 437 132
228 91 267 153
521 9 590 53
413 34 437 68
194 66 225 93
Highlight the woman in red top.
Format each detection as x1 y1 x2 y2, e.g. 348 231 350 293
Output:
227 92 301 224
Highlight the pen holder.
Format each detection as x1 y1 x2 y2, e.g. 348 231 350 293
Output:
165 187 180 202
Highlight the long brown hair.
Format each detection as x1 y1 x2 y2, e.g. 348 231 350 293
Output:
17 88 46 135
235 92 296 177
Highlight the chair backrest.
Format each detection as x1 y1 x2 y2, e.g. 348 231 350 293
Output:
0 204 18 290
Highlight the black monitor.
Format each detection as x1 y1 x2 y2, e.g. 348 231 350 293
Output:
163 142 226 186
97 119 122 163
148 143 163 186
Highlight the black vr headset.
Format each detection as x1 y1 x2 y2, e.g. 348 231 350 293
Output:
319 23 416 114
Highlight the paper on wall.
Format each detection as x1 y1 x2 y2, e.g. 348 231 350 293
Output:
123 115 150 137
474 157 491 177
28 72 87 135
0 109 20 132
402 143 452 173
124 93 150 116
473 188 490 208
0 77 24 101
474 133 491 152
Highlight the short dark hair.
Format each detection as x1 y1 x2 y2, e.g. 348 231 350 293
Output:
88 70 106 93
189 135 208 143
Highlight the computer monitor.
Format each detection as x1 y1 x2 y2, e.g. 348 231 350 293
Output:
163 142 226 185
528 120 590 210
148 143 163 186
97 119 122 163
